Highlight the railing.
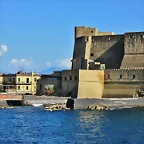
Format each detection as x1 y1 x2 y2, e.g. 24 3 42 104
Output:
16 81 32 84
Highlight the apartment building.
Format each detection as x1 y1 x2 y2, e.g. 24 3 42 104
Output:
2 70 41 95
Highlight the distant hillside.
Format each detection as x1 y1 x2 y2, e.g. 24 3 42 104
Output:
39 67 64 74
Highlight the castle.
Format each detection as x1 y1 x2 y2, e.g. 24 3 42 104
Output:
61 26 144 99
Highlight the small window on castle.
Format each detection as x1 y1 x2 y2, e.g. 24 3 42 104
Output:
40 84 42 89
133 74 135 79
108 74 110 79
64 77 67 80
70 76 72 80
90 53 94 57
91 31 93 33
120 74 122 79
132 35 135 38
74 76 77 80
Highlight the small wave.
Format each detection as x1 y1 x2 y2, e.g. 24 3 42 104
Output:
107 106 136 110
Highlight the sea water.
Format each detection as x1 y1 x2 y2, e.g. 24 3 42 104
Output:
0 106 143 144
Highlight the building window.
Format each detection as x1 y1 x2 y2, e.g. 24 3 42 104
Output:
90 53 94 56
108 74 110 79
40 84 42 90
74 76 77 80
9 78 12 82
13 78 15 82
17 78 20 83
70 76 72 80
26 78 29 83
64 77 67 80
91 31 93 33
34 78 37 82
120 74 122 79
26 86 28 90
133 74 135 79
18 86 20 90
101 66 105 70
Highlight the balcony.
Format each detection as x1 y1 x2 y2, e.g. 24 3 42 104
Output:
3 81 16 85
16 81 32 85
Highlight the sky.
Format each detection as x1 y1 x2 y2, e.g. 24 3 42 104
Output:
0 0 144 73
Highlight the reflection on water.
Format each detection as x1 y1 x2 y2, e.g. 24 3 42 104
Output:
0 107 143 144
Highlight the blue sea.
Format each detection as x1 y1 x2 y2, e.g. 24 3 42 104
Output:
0 107 143 144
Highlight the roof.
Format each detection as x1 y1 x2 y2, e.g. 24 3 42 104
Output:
2 70 41 77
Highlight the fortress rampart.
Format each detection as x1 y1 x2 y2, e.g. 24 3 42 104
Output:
63 26 144 98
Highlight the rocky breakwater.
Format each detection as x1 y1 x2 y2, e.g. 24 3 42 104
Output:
23 95 69 106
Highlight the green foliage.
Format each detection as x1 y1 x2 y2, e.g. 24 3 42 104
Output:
44 84 55 94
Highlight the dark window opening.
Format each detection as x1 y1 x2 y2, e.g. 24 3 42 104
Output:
18 78 20 83
74 76 77 80
120 74 122 79
64 77 67 80
133 74 135 79
26 86 28 90
90 53 94 56
18 86 20 90
70 76 72 80
91 31 93 33
13 78 15 82
40 84 42 90
26 78 29 83
108 74 110 79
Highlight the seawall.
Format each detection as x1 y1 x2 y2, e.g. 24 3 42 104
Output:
103 82 141 98
23 95 69 105
67 97 144 110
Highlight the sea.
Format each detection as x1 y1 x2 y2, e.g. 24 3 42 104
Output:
0 107 143 144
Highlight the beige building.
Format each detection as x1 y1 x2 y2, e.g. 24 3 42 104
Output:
36 71 62 96
2 70 41 95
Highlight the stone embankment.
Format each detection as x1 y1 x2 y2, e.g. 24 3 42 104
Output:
23 95 69 106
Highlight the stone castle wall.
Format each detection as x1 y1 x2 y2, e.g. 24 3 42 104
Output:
103 69 144 98
71 26 144 98
73 26 144 70
90 35 124 69
121 32 144 68
104 69 144 81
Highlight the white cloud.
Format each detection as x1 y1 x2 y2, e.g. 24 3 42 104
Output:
9 58 33 71
0 45 8 56
46 58 72 69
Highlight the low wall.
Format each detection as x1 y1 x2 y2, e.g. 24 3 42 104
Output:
23 95 69 105
71 98 144 109
103 82 141 98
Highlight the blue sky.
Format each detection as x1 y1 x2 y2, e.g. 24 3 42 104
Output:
0 0 144 73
